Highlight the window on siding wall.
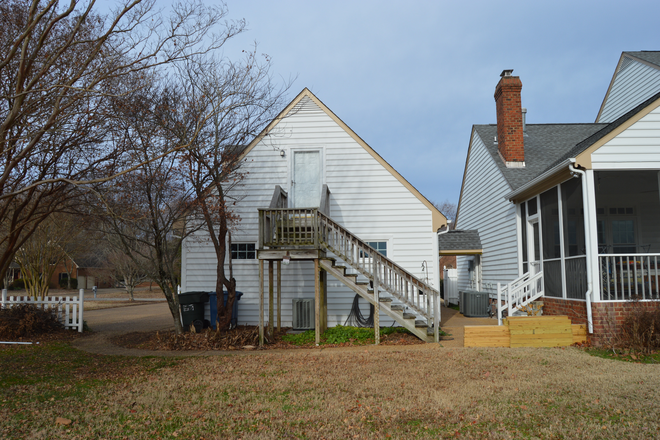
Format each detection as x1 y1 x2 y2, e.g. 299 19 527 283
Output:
231 243 256 260
360 242 387 258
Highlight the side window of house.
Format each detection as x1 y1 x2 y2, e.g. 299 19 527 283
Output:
360 241 387 258
231 243 256 260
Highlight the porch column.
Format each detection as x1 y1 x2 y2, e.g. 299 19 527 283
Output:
320 268 328 332
314 258 321 345
277 260 282 331
268 260 274 335
374 265 380 345
259 259 264 348
584 169 601 302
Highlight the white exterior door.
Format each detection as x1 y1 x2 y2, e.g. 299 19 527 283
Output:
528 219 541 275
292 150 321 208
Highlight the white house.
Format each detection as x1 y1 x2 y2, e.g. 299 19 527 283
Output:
454 51 660 345
181 88 446 343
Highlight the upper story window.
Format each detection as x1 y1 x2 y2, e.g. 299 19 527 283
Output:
231 243 256 260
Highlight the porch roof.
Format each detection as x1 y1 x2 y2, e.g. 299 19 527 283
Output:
438 230 482 255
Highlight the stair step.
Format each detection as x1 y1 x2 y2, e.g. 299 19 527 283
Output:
402 313 416 320
391 305 405 312
378 297 392 303
415 320 427 328
356 281 369 286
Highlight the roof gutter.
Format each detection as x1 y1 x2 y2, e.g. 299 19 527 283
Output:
504 158 575 201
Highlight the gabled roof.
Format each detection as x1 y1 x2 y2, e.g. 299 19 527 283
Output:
437 230 482 255
596 51 660 122
241 88 447 231
626 51 660 68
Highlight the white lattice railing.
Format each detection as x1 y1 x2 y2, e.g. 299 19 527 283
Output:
497 271 544 325
1 289 84 333
599 254 660 301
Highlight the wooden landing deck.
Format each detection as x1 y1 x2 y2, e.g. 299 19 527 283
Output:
464 315 587 348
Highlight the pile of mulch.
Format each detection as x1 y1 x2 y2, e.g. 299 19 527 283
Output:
111 325 426 351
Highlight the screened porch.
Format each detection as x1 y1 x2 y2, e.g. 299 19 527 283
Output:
523 170 660 302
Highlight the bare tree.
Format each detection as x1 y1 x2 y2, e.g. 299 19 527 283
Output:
0 0 233 289
434 199 458 229
14 215 69 299
92 81 199 333
169 50 291 330
107 249 148 301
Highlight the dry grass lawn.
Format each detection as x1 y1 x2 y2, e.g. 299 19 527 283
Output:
2 342 660 439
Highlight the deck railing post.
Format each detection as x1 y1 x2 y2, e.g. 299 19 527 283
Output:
507 282 513 318
373 256 380 345
433 290 440 342
1 289 6 309
78 288 84 333
497 283 502 325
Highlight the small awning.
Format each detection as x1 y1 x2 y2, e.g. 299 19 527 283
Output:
438 230 483 256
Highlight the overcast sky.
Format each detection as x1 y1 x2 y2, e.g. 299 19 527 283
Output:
218 0 660 211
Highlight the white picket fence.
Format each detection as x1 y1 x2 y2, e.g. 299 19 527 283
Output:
1 289 84 333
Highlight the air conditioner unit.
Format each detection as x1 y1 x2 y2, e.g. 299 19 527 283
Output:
292 298 315 330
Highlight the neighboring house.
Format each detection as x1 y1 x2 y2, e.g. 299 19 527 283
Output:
454 51 660 345
182 88 446 342
50 255 113 289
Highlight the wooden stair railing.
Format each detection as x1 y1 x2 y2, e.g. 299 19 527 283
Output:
317 211 440 342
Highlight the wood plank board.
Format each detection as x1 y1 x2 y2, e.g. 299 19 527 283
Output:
508 326 572 335
464 325 510 348
464 317 583 348
572 324 588 344
505 316 571 324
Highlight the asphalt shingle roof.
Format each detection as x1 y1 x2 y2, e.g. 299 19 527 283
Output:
474 123 606 191
438 230 482 252
626 51 660 68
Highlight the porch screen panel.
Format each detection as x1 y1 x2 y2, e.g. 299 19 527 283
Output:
561 178 585 257
541 188 562 297
541 188 560 259
520 203 528 274
565 257 587 299
561 178 587 299
543 260 562 297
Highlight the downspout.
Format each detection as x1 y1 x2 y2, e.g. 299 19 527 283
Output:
568 163 594 334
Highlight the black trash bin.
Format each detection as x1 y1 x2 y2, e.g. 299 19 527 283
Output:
208 291 243 329
178 291 209 332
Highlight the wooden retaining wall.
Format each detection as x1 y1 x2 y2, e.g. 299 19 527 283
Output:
464 315 588 348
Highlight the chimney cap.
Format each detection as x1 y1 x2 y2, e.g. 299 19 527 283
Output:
500 69 514 77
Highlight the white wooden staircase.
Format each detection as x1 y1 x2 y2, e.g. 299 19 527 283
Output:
496 271 544 325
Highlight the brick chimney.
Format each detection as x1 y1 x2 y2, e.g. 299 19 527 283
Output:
494 70 525 167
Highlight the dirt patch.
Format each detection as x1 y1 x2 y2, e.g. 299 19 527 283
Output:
111 325 426 351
